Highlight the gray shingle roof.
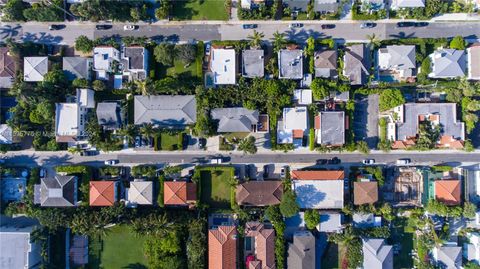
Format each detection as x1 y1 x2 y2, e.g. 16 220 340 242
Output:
211 107 259 133
24 57 48 82
134 95 196 126
96 102 121 130
314 50 338 78
396 103 465 141
430 49 466 78
287 231 316 269
314 0 339 12
393 0 425 8
279 49 303 79
127 181 153 205
63 57 91 81
317 111 345 145
362 238 393 269
436 246 462 269
284 0 310 11
344 44 370 85
39 176 77 207
378 45 416 75
318 213 342 232
242 49 264 78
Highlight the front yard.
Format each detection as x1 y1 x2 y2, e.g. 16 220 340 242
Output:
171 0 229 20
166 59 200 78
89 225 148 269
154 132 185 151
198 166 235 208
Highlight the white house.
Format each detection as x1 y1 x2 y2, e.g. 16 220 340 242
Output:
210 48 236 85
93 46 120 80
277 107 308 146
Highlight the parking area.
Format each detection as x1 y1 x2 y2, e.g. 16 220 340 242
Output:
354 94 379 148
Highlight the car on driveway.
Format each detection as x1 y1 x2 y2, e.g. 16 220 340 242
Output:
242 24 257 29
205 43 211 56
263 165 270 179
104 160 119 165
363 159 375 165
280 165 288 178
397 21 415 27
135 136 141 148
321 24 335 29
96 24 112 30
289 23 303 28
49 24 65 30
360 22 376 29
123 24 138 31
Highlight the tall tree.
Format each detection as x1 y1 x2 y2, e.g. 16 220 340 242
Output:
248 30 265 48
271 31 286 52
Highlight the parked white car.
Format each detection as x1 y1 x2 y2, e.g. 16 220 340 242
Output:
104 160 119 165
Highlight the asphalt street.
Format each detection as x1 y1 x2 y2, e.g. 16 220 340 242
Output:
1 21 480 45
2 151 480 167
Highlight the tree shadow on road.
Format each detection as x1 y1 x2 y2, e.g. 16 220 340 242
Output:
0 24 21 39
42 154 73 167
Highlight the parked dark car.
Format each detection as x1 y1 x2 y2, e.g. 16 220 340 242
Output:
289 23 303 28
328 157 341 165
49 24 65 30
321 24 335 29
96 24 112 30
316 159 328 165
263 165 270 179
414 22 429 27
242 24 258 29
397 21 415 27
360 22 376 29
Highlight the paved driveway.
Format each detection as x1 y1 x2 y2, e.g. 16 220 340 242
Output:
353 94 379 148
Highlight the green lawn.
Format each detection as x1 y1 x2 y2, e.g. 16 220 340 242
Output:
391 218 414 269
155 132 183 151
166 59 199 78
171 0 229 20
98 225 148 269
198 166 234 208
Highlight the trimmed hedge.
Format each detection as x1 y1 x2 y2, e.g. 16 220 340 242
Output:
158 175 165 207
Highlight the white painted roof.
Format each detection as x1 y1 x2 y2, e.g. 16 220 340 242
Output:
0 124 13 144
283 107 308 130
55 103 79 137
211 48 236 85
293 179 344 209
93 47 120 71
294 89 313 105
76 88 95 108
24 57 48 82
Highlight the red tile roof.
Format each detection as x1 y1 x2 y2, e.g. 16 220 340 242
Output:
164 181 197 205
438 135 464 149
353 181 378 205
244 222 275 269
0 47 16 78
209 226 238 269
314 116 321 130
236 181 282 206
89 181 116 206
435 179 461 205
292 129 304 138
291 170 344 180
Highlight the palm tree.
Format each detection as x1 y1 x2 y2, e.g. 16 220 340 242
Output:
118 124 137 144
366 33 380 49
135 78 154 96
140 123 155 144
131 213 173 237
248 30 265 48
271 31 286 52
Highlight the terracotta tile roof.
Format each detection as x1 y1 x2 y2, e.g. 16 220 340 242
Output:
292 129 304 138
291 170 344 180
314 115 321 129
89 181 116 206
209 225 238 269
164 181 197 205
0 47 16 78
236 181 282 206
244 222 275 269
438 135 464 149
435 179 461 205
353 181 379 205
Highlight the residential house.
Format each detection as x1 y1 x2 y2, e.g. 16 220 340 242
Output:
287 230 317 269
211 107 259 133
434 179 461 205
24 56 48 82
96 102 122 130
0 47 17 88
391 103 465 149
0 216 42 269
69 235 88 267
283 0 309 11
318 212 343 233
377 45 416 82
242 49 264 78
390 0 425 9
89 181 117 206
278 49 304 79
210 48 236 85
314 0 339 14
62 57 92 81
133 95 196 127
121 46 149 81
354 181 379 205
464 232 480 264
208 225 238 269
126 181 153 207
0 124 13 144
34 175 78 207
291 170 344 209
428 48 466 79
465 164 480 203
244 222 275 269
241 0 265 9
314 111 345 146
293 89 313 105
163 181 197 206
93 46 120 80
389 166 424 207
55 89 95 143
467 44 480 80
353 213 381 228
343 44 371 85
314 49 338 78
432 245 462 269
362 238 393 269
277 107 308 146
236 180 283 206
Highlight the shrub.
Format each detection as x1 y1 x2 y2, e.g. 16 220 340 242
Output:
158 175 165 207
379 89 405 111
280 190 299 217
449 36 466 50
75 35 94 53
309 128 315 151
304 209 320 230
